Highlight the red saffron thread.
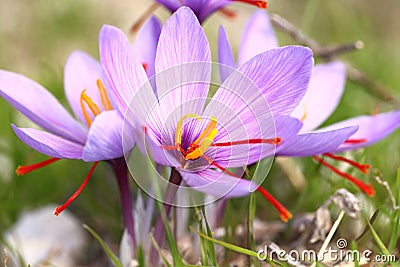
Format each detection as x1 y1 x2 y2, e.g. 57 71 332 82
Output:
323 153 371 174
344 138 367 144
16 158 61 175
54 161 99 216
313 156 375 196
210 138 281 147
257 187 292 222
235 0 268 9
201 155 292 222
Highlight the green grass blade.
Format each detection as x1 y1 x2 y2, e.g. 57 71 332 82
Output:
366 219 390 256
152 172 184 267
190 226 282 265
194 206 209 265
191 226 258 257
149 233 172 267
202 206 217 265
83 224 123 267
248 193 260 267
389 208 400 252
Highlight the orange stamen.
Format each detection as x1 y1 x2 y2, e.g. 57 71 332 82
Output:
80 89 101 126
344 138 367 144
257 187 292 222
210 138 281 147
323 153 371 174
235 0 267 8
313 156 375 196
97 79 113 111
300 103 307 122
16 158 61 175
54 161 99 216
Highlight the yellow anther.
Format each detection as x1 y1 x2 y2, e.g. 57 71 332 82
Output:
97 79 113 111
185 117 218 160
193 117 217 145
300 103 308 122
80 89 101 127
185 128 218 160
175 114 201 147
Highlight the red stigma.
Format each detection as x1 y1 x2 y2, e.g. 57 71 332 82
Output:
210 138 281 147
344 138 367 145
54 161 99 216
235 0 268 8
219 8 237 19
323 153 371 174
313 156 375 196
257 187 292 222
202 155 291 222
16 158 61 175
142 63 148 73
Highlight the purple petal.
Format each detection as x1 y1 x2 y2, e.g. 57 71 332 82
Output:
12 124 83 159
154 0 229 22
154 0 182 12
155 7 211 123
218 26 237 82
179 169 256 198
99 25 148 114
318 110 400 152
276 126 358 157
203 46 312 155
0 70 87 144
291 62 346 132
222 46 313 117
238 10 278 65
197 0 230 22
132 16 162 79
128 111 179 167
64 50 104 125
82 111 127 161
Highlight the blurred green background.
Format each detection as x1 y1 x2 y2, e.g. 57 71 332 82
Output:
0 0 399 264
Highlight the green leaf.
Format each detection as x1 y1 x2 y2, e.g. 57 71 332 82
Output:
83 224 123 267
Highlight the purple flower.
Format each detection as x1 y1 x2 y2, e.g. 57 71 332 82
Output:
154 0 267 23
0 51 124 213
220 10 400 196
0 17 162 246
103 7 356 221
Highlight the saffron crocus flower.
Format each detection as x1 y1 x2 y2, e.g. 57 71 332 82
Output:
102 7 357 221
219 10 400 196
154 0 267 23
0 16 162 249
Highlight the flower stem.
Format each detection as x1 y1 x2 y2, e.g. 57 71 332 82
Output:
150 168 182 265
109 158 136 251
